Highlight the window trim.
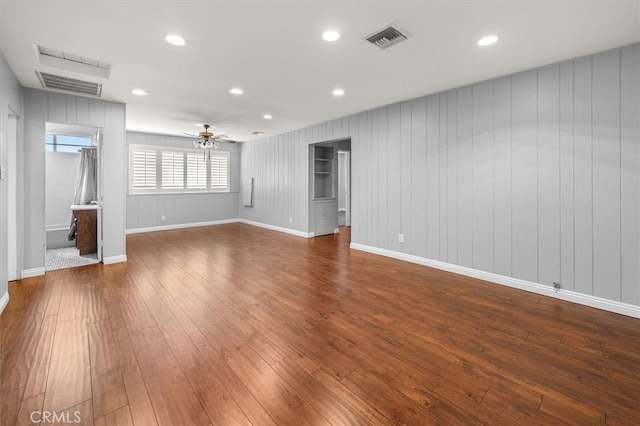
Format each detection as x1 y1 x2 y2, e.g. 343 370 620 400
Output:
128 144 230 195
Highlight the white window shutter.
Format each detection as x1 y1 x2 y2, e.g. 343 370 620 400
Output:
162 151 184 189
132 150 157 190
187 153 207 189
210 153 229 191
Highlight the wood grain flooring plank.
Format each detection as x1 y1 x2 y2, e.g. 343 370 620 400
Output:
154 288 206 345
22 315 57 400
128 326 210 426
1 224 639 425
42 318 91 414
110 326 157 426
132 277 184 340
94 405 134 426
342 366 448 425
538 392 605 424
1 312 43 395
14 393 44 426
310 367 394 426
166 333 251 426
196 341 277 426
49 398 93 426
0 387 23 426
88 320 128 419
220 344 329 425
273 354 373 425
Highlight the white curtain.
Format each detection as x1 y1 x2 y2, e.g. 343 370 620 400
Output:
73 147 98 205
68 147 97 240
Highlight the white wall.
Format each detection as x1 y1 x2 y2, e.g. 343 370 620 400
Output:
241 124 350 233
240 44 640 314
0 53 23 312
45 151 80 229
126 131 240 231
23 88 127 270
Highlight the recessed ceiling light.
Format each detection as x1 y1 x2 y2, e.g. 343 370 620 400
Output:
332 88 345 96
322 30 340 42
229 88 243 95
165 34 187 46
252 131 264 135
263 114 273 120
131 89 147 96
477 35 498 46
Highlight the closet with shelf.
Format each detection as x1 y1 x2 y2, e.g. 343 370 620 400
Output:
311 145 337 236
313 146 335 199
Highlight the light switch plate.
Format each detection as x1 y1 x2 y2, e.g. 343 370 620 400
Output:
0 166 6 181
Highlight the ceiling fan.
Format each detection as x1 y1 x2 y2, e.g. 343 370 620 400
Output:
184 124 236 150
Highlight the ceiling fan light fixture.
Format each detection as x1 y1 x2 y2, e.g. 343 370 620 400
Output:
193 139 219 150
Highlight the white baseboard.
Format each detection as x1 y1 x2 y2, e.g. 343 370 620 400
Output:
350 243 640 319
21 267 45 278
103 255 127 265
126 219 240 234
0 291 9 314
239 219 313 238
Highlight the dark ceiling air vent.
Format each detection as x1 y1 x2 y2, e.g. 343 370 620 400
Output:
36 71 102 97
366 25 410 49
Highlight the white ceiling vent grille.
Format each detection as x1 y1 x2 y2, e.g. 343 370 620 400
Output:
35 45 112 79
365 25 410 49
36 71 103 97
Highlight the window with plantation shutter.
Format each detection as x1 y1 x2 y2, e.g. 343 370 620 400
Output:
161 151 184 189
186 153 207 189
128 144 230 194
210 152 229 191
131 149 156 190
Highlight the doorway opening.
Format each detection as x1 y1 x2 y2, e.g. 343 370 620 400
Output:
44 123 103 271
309 138 351 240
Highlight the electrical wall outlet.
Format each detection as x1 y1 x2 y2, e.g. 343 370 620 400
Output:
398 233 404 243
161 216 166 222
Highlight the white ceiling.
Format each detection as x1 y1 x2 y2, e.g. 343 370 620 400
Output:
1 1 638 142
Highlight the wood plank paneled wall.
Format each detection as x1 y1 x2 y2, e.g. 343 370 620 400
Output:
23 89 127 268
240 44 639 308
241 121 351 233
125 132 240 230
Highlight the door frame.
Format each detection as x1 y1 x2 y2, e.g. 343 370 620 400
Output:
338 149 351 227
7 112 19 280
44 122 103 265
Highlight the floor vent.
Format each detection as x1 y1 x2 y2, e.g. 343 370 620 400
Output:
365 25 409 49
36 71 103 97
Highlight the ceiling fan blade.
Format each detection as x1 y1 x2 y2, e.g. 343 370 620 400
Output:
214 135 236 143
183 132 198 137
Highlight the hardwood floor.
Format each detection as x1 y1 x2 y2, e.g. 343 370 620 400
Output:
1 223 639 425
